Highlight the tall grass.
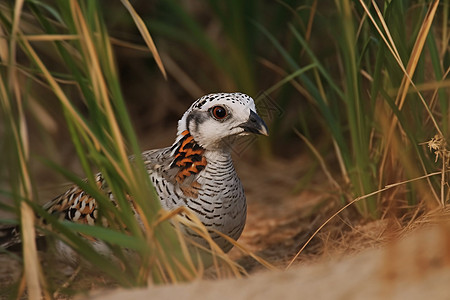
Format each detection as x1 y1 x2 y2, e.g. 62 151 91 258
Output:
256 0 449 217
0 0 244 298
0 1 44 298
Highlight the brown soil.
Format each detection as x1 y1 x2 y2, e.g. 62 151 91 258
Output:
89 223 450 300
1 145 449 299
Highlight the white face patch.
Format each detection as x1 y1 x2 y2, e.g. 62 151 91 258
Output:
177 93 260 150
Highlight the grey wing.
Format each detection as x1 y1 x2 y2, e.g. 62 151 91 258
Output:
43 148 175 224
0 224 21 249
41 174 106 225
1 149 176 250
141 146 205 199
141 146 172 167
140 147 179 184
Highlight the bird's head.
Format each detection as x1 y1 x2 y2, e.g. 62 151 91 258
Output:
177 93 268 150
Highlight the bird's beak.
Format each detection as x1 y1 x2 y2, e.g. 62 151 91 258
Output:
239 110 269 136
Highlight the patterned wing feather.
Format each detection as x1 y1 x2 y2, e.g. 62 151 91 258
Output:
1 136 207 249
143 133 206 180
0 225 21 249
43 174 107 225
142 131 207 198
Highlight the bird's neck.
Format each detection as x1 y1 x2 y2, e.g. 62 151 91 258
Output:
169 130 232 183
168 130 204 182
171 129 231 157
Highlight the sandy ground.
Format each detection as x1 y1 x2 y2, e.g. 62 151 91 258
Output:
88 223 450 300
86 154 450 299
1 150 450 299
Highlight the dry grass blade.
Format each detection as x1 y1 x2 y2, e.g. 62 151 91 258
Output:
0 21 8 62
161 208 245 275
293 128 341 192
8 0 45 298
286 170 444 270
304 0 317 43
395 0 440 111
424 135 450 205
161 53 205 98
70 0 133 180
361 0 441 134
18 36 92 141
371 0 402 64
23 34 78 41
411 79 450 93
9 0 22 82
20 203 45 300
120 0 167 79
52 267 81 298
212 230 278 272
18 29 132 182
358 0 403 69
359 0 444 192
27 98 58 133
380 0 441 174
258 57 314 103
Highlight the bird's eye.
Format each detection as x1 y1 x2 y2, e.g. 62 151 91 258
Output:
211 105 228 120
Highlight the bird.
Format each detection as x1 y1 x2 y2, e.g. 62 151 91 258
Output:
0 92 268 256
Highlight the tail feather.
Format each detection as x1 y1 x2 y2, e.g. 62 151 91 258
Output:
0 225 21 250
